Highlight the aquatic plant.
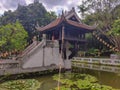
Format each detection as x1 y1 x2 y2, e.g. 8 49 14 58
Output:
91 83 113 90
75 80 92 89
0 79 41 90
52 73 117 90
84 74 98 83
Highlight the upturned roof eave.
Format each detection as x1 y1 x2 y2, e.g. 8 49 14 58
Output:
37 15 96 32
66 20 96 31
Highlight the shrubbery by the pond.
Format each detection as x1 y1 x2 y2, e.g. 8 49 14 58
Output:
52 73 118 90
0 79 41 90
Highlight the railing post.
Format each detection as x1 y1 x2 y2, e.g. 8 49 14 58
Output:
42 34 46 46
32 36 37 45
42 34 46 67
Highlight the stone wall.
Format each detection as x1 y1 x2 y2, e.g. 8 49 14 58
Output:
22 40 64 69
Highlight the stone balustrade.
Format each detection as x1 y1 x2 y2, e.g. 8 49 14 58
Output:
72 62 120 73
0 59 20 70
73 57 120 66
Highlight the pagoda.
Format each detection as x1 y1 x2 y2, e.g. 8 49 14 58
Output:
37 7 96 59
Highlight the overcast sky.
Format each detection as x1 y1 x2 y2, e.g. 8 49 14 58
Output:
0 0 81 16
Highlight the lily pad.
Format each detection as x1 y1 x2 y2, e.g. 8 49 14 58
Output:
0 79 41 90
75 80 92 89
52 73 116 90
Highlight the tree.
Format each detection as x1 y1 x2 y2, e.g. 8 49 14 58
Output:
78 0 120 52
0 2 57 43
108 19 120 51
0 21 28 52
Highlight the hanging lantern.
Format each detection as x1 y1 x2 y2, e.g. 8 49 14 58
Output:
107 44 109 47
104 42 107 45
115 49 119 52
100 39 102 42
6 51 8 56
112 47 115 50
97 37 100 39
109 46 112 48
102 41 105 43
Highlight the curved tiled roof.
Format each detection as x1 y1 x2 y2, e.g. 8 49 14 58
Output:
37 18 61 31
37 8 96 32
66 19 96 30
37 16 96 32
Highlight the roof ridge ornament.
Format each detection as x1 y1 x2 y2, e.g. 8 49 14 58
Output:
61 10 66 21
72 7 75 12
62 10 64 16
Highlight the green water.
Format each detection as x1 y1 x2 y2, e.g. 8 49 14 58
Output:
35 68 120 90
0 66 120 90
72 68 120 89
36 75 57 90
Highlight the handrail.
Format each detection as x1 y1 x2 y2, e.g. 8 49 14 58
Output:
0 60 20 70
72 63 120 73
20 41 39 57
22 40 45 64
73 57 120 66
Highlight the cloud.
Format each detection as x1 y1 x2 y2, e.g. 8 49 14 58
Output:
39 0 81 15
0 0 81 16
0 0 26 14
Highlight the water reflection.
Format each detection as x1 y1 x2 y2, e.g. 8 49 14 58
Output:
36 75 57 90
72 63 120 89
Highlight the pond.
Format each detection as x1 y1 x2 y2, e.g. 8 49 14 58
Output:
36 66 120 90
0 65 120 90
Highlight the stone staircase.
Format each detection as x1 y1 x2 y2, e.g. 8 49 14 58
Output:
21 40 46 65
20 39 64 69
20 41 39 57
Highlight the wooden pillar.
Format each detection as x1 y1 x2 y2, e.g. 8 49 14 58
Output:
83 34 85 39
61 24 65 59
52 31 55 41
85 42 87 51
75 42 77 50
59 29 61 40
48 33 50 40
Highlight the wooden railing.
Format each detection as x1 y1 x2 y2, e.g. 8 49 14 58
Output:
72 57 120 66
59 36 86 42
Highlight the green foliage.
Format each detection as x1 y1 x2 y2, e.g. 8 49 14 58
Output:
78 0 120 52
0 79 41 90
52 73 116 90
53 86 73 90
107 19 120 51
75 80 92 89
0 2 57 39
0 21 28 51
87 48 99 56
108 19 120 36
91 83 113 90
